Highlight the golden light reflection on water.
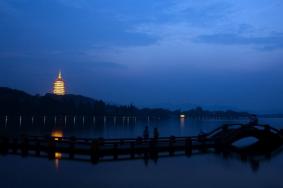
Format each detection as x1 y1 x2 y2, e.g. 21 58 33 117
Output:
51 130 63 169
54 152 62 169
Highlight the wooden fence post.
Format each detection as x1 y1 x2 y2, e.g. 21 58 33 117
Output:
185 137 192 156
21 136 28 157
48 137 56 159
130 142 135 159
169 136 176 156
91 140 100 163
0 137 9 154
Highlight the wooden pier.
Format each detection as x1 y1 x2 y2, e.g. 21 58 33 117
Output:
0 124 283 163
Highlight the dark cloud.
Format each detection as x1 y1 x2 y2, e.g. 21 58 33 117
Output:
170 2 233 26
90 61 127 69
194 33 283 50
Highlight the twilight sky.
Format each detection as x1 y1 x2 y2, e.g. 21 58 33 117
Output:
0 0 283 113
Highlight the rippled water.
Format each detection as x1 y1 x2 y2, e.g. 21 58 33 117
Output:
0 118 282 188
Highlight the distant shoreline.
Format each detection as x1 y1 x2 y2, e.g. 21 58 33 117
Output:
1 87 278 119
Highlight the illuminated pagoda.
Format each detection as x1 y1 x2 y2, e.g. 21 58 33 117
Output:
53 71 66 95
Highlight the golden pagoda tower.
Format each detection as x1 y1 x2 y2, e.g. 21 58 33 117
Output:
53 71 66 95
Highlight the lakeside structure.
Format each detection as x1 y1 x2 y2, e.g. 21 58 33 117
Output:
53 71 65 96
1 123 282 165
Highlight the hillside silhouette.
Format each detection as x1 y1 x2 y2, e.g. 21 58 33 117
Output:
0 87 250 119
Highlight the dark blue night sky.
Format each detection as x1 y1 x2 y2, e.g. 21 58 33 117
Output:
0 0 283 113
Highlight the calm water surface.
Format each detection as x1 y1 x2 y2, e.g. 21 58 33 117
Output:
0 118 283 188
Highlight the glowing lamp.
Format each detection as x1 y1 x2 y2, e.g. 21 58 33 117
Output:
55 152 62 159
51 130 63 141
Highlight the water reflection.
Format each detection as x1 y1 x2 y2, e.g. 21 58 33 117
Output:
51 130 63 169
0 144 281 172
2 124 282 172
1 117 283 140
54 152 62 169
180 117 185 128
0 118 283 188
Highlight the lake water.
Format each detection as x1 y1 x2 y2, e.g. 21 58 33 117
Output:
0 118 283 188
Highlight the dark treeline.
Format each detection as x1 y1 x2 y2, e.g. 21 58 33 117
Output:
259 114 283 118
182 107 250 119
0 87 251 119
0 87 173 118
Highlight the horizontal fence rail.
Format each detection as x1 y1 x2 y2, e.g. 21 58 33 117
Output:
0 124 283 163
